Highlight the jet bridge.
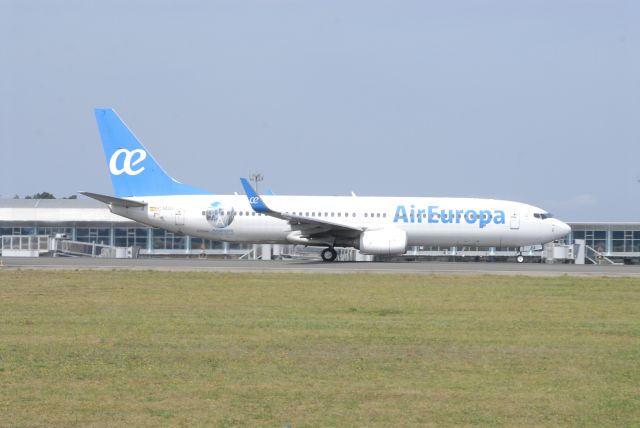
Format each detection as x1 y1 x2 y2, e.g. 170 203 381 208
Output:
1 235 140 258
542 240 621 265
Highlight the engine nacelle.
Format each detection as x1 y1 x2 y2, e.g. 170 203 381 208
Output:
359 228 407 255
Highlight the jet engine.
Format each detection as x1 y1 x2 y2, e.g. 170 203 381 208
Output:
359 228 407 255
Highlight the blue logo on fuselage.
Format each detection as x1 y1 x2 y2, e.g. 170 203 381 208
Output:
393 205 505 228
206 201 236 229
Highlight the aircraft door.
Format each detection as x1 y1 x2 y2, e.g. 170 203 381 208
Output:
175 210 185 226
510 212 520 230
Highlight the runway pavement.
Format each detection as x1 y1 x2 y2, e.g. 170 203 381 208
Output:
2 256 640 277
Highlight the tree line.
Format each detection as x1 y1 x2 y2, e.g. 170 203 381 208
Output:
11 192 77 200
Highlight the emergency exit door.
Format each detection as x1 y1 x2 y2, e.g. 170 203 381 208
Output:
510 212 520 229
175 210 185 226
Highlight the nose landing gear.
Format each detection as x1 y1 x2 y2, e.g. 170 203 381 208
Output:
321 247 338 262
516 253 525 263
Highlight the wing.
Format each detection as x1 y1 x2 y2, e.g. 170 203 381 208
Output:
239 178 362 238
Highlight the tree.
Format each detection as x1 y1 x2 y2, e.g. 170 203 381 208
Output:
29 192 56 199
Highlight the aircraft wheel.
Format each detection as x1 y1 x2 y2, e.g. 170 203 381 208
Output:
321 247 338 262
516 254 525 263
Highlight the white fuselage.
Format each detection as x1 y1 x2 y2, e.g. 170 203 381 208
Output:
110 194 569 249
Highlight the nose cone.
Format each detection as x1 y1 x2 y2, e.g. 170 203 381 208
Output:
554 220 571 239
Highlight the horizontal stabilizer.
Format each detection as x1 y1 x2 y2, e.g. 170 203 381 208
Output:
79 191 147 208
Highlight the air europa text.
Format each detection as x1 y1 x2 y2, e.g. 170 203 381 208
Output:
393 205 506 228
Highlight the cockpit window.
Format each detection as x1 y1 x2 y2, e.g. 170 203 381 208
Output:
534 212 553 220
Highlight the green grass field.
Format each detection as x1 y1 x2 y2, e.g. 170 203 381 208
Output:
0 271 639 427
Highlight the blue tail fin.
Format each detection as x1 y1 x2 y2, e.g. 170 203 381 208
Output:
94 108 211 197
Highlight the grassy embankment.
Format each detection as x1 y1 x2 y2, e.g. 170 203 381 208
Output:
0 271 639 427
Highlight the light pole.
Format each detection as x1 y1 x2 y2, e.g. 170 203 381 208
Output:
250 173 264 193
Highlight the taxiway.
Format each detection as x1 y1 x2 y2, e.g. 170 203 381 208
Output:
2 257 640 277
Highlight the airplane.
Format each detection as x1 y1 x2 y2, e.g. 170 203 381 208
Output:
81 108 571 262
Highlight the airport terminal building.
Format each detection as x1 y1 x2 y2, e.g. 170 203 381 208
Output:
0 199 253 258
1 199 639 263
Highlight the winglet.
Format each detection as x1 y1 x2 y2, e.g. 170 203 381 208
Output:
239 178 363 233
240 178 271 214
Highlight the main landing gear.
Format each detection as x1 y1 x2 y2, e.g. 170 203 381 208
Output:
321 247 338 262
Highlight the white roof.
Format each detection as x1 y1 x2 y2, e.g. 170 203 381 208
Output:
0 199 133 223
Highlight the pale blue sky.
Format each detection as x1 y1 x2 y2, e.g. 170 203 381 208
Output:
1 0 639 221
